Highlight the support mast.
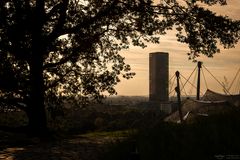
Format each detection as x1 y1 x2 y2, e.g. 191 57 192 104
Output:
196 61 202 100
175 71 183 123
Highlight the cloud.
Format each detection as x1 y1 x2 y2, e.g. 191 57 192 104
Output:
115 1 240 96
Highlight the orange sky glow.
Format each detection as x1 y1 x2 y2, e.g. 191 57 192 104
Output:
115 0 240 96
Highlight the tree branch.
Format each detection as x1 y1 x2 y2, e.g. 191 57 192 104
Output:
46 0 119 40
43 29 108 69
45 69 73 90
47 0 69 42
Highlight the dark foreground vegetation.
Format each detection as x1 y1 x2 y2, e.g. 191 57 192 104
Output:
105 108 240 160
1 104 240 160
108 111 240 160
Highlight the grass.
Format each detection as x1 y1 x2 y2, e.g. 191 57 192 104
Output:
84 129 137 138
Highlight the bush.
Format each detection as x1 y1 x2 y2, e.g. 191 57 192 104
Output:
0 111 28 127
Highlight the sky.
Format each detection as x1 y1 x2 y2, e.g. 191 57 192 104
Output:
115 0 240 96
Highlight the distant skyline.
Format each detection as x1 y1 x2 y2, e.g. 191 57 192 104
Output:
115 0 240 96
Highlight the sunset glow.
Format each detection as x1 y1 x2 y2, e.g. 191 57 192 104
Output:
116 0 240 96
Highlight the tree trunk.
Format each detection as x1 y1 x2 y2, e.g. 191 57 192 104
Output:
27 53 47 136
26 0 48 136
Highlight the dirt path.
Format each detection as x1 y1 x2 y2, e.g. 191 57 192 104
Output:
0 131 124 160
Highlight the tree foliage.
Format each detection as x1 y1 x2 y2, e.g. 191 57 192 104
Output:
0 0 239 131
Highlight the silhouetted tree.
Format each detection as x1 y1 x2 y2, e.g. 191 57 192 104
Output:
0 0 239 135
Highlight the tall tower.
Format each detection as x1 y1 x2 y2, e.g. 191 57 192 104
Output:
149 52 169 102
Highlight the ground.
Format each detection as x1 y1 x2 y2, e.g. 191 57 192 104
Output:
0 130 128 160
